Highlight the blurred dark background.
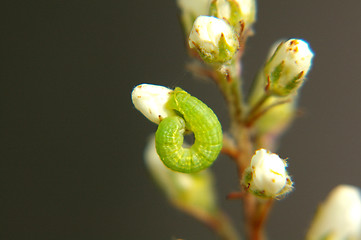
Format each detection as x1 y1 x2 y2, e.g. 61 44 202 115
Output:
1 1 360 239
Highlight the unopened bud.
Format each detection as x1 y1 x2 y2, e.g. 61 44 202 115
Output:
177 0 211 36
306 185 361 240
189 16 239 64
242 149 293 199
210 0 256 31
264 39 314 96
131 83 176 124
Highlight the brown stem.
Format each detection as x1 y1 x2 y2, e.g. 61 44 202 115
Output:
224 86 277 240
247 93 271 121
248 199 275 240
222 134 240 160
212 62 273 240
234 130 259 240
187 41 276 240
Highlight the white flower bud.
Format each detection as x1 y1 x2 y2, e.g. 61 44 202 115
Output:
234 0 256 24
177 0 211 35
242 149 293 198
264 39 314 96
210 0 256 30
248 66 297 139
189 16 239 64
131 83 176 124
306 185 361 240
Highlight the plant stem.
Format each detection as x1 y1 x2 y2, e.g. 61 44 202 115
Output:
211 62 259 239
189 51 278 239
213 61 277 240
214 63 244 127
247 93 271 121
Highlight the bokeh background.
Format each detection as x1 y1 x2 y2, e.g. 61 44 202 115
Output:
1 1 360 239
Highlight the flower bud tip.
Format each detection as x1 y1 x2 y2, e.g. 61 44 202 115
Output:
131 84 176 124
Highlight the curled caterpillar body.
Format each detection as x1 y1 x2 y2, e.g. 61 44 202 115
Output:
155 87 222 173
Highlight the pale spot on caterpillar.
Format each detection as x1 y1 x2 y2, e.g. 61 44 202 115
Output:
155 87 222 173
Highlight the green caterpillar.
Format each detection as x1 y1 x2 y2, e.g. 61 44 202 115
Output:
155 87 223 173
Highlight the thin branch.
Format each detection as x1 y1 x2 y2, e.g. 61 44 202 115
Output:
251 199 275 240
245 99 291 127
222 134 240 160
246 93 271 121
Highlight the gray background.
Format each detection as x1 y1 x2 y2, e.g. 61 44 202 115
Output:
1 0 360 239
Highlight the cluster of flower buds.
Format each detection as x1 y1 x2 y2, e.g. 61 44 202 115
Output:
242 149 293 199
306 185 361 240
264 39 314 96
178 0 256 64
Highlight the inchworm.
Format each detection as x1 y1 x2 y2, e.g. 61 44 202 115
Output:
155 87 222 173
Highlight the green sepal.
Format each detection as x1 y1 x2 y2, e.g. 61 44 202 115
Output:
268 61 305 96
228 0 242 27
284 71 304 94
241 168 252 186
270 61 285 85
209 0 244 28
193 31 237 64
209 0 218 17
266 41 284 66
217 32 237 63
190 39 220 64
